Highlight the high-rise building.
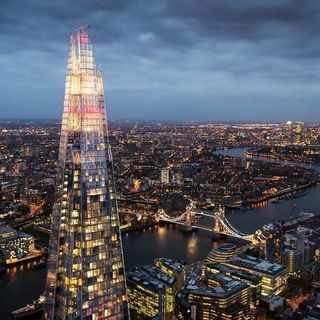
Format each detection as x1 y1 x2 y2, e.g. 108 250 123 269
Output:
265 228 284 264
281 120 293 145
43 26 129 320
281 227 315 274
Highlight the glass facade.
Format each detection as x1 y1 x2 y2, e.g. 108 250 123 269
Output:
43 27 129 320
0 226 35 264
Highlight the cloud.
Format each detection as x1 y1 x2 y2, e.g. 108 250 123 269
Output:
0 0 319 121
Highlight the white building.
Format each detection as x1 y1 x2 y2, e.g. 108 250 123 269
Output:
161 168 170 185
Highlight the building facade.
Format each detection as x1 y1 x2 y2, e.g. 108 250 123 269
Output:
225 254 288 296
0 226 35 264
43 27 129 320
176 265 251 320
127 258 185 320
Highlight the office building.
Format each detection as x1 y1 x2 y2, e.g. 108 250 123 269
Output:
206 262 262 306
0 226 35 264
43 27 129 319
127 258 185 320
225 254 288 296
206 243 236 263
281 227 314 274
176 265 251 320
265 228 284 264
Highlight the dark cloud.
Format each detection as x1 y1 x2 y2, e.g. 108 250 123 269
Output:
0 0 319 121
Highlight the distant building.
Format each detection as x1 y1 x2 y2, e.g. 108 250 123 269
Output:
294 122 304 144
260 295 284 312
0 226 35 264
281 120 293 145
22 144 32 157
161 168 170 185
172 173 184 186
127 258 185 320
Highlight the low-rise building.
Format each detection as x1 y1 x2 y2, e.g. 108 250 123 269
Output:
0 226 35 264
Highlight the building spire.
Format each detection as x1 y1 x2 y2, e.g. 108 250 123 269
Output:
43 27 130 320
75 24 91 32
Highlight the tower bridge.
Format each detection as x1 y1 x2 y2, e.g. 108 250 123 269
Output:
156 205 265 243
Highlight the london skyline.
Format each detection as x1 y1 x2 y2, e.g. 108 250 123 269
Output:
0 0 319 122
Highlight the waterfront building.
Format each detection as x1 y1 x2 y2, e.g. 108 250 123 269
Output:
0 226 35 264
206 243 236 263
127 259 185 320
43 27 129 319
225 254 288 296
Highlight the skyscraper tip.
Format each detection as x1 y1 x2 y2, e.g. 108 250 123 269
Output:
75 24 91 32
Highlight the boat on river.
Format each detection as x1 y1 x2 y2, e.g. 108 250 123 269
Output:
31 259 47 270
12 294 45 319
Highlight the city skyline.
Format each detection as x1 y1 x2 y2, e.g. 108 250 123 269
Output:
1 2 320 319
0 0 319 122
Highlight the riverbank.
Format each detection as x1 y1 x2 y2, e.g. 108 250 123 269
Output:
121 221 155 233
2 147 320 319
213 147 320 209
245 146 320 165
226 180 319 210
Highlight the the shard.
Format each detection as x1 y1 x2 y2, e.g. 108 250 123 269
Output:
43 26 129 320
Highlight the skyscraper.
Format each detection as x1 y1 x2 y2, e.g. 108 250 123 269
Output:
43 26 129 320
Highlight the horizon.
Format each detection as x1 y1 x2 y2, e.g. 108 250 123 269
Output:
0 118 318 126
0 1 319 122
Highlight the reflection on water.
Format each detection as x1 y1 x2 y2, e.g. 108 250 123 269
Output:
251 200 268 208
214 148 320 233
1 147 319 319
0 225 223 319
187 235 198 255
156 225 166 239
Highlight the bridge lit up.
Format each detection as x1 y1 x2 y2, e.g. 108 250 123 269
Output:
156 204 266 243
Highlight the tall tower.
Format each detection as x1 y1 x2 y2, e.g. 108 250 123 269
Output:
43 26 129 320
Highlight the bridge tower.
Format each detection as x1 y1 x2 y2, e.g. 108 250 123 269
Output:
185 205 192 226
212 206 226 239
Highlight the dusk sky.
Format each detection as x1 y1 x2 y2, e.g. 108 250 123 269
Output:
0 0 319 122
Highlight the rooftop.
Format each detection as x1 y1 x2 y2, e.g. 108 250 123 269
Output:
0 226 17 238
227 254 287 276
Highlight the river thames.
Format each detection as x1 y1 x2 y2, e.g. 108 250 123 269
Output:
1 148 320 319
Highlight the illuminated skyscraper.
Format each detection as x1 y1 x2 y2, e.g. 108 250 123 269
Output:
43 26 129 320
